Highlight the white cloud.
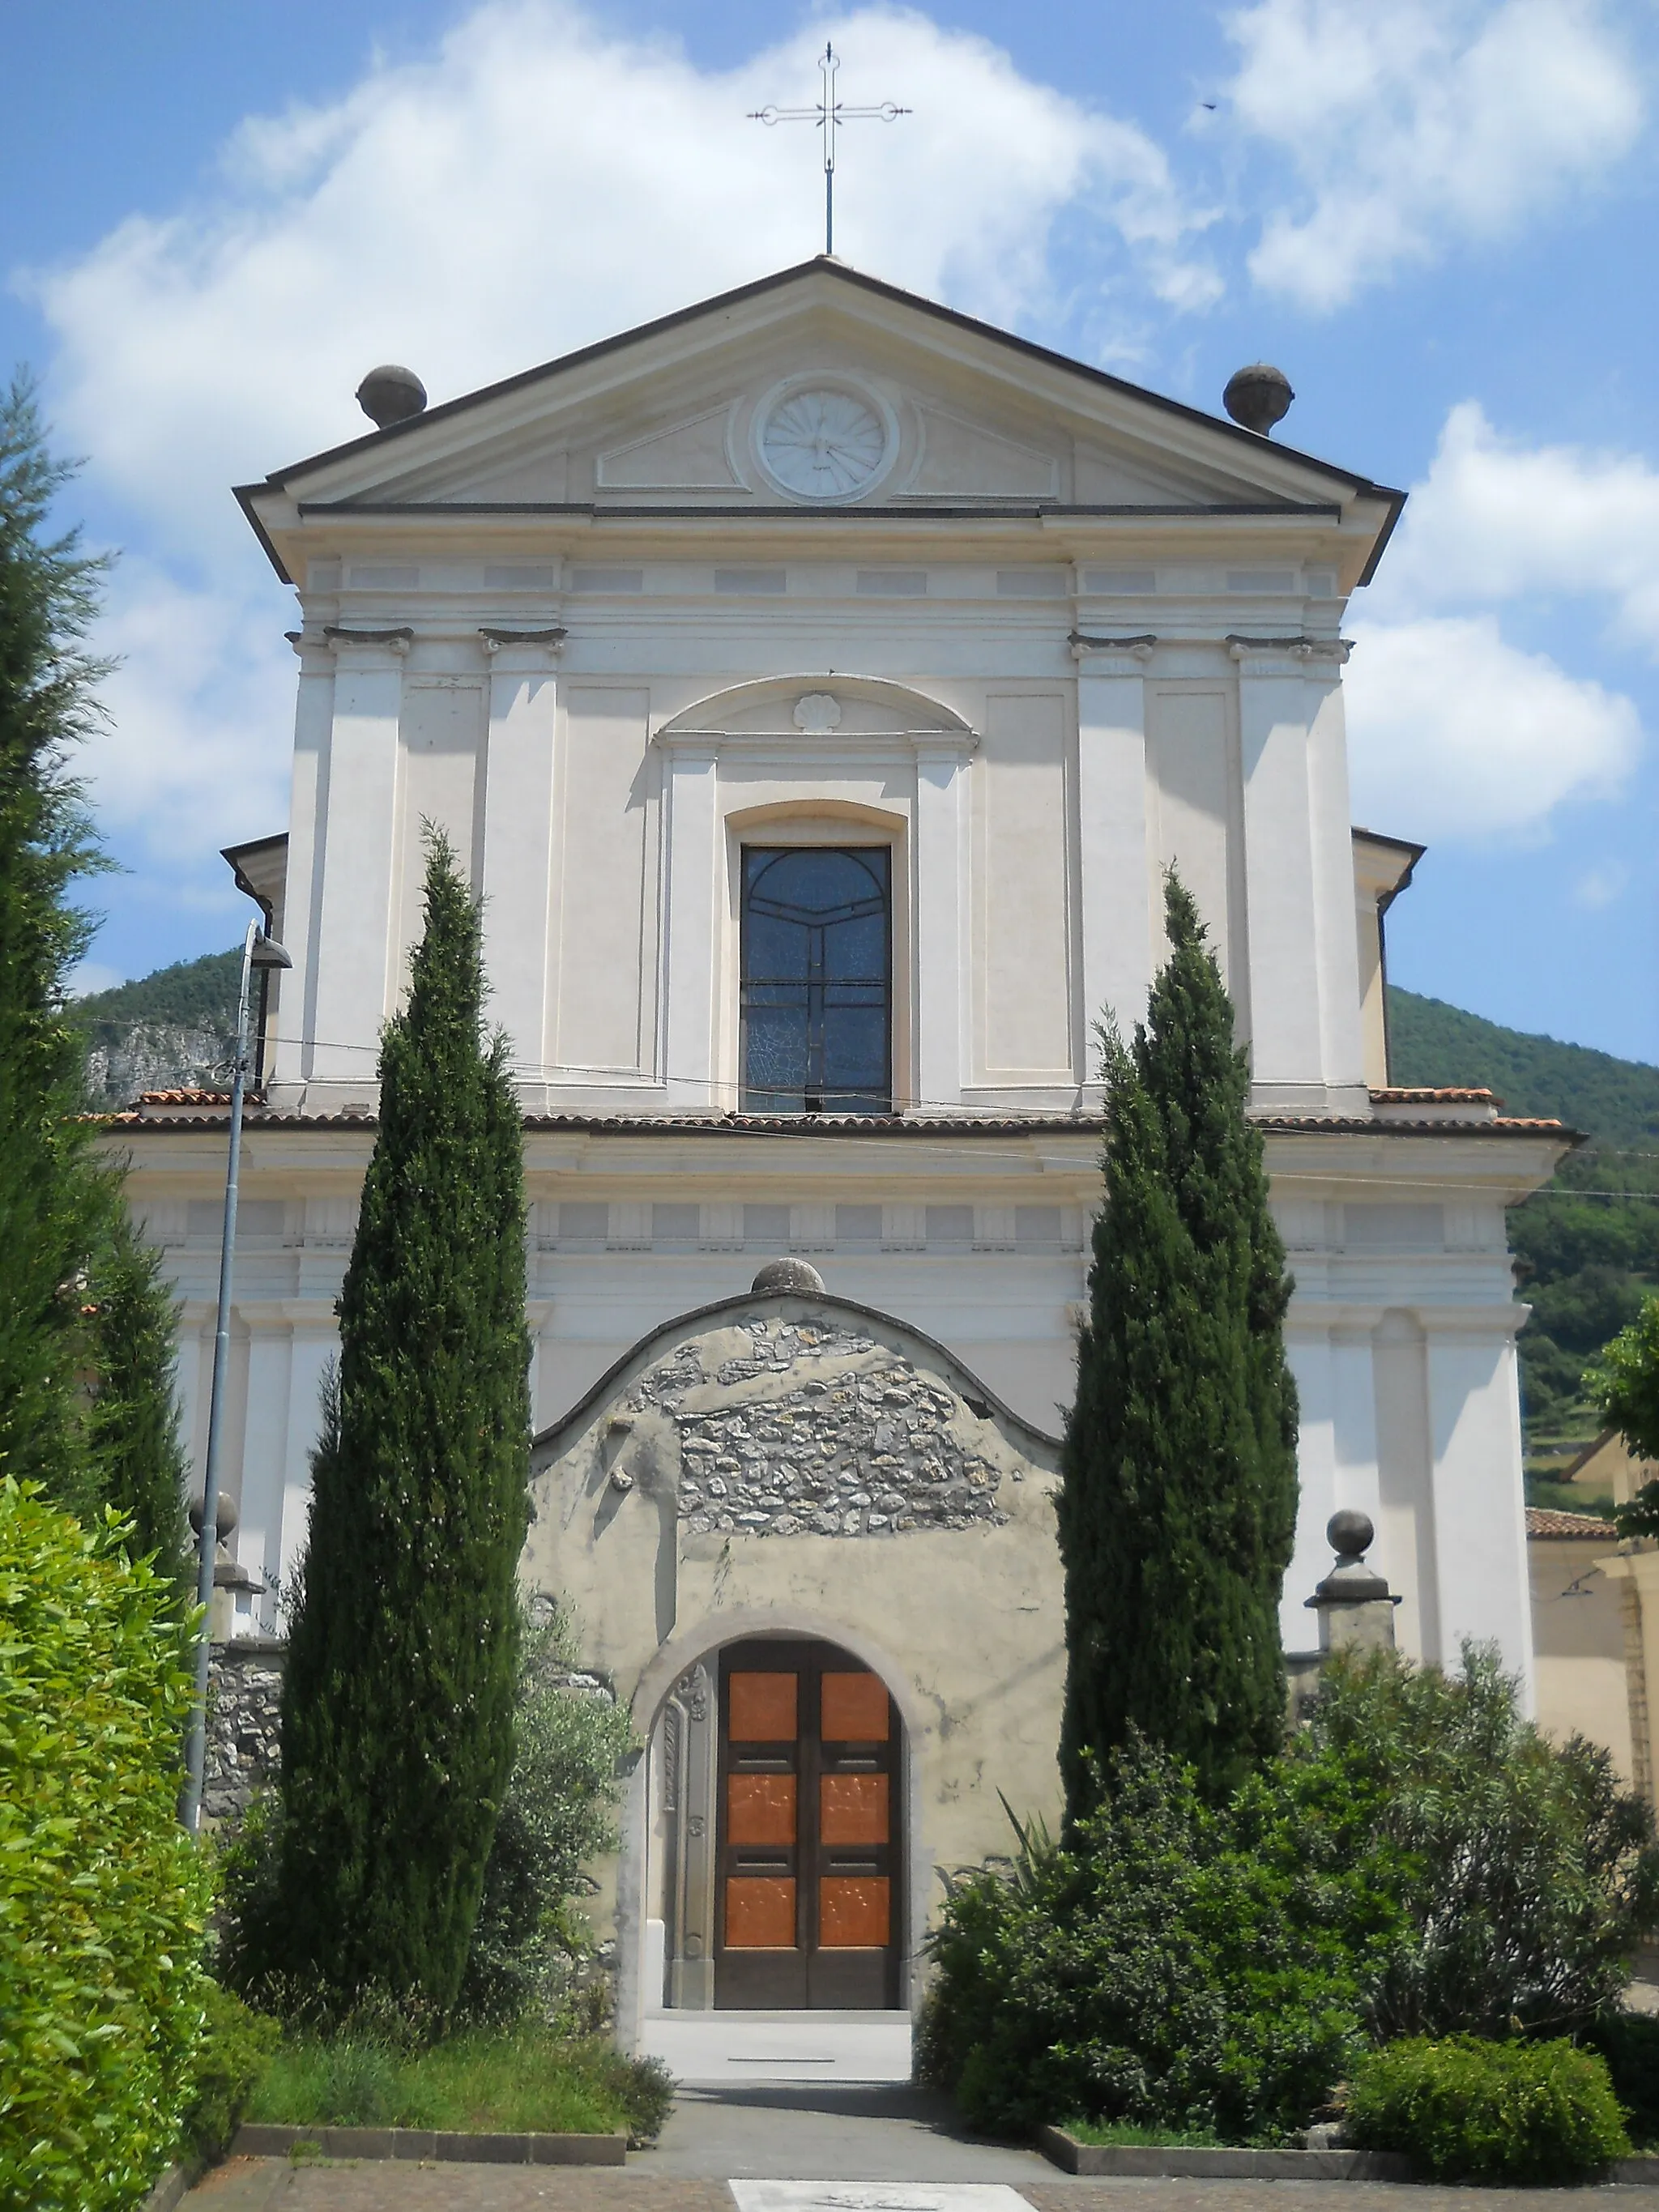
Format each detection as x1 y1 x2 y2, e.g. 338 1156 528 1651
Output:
24 0 1215 564
18 1 1218 883
1373 399 1659 647
1226 0 1643 310
87 559 294 859
1345 614 1640 838
1349 399 1658 841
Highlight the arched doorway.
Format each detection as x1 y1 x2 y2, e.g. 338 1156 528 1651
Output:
652 1632 906 2012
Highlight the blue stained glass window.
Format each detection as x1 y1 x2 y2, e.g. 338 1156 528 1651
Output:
741 848 891 1115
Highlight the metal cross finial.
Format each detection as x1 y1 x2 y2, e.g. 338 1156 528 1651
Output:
749 43 910 257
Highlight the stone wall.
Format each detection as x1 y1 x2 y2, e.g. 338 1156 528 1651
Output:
204 1639 284 1826
616 1313 1016 1538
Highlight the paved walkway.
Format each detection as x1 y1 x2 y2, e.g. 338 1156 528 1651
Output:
183 2087 1659 2209
639 2010 913 2085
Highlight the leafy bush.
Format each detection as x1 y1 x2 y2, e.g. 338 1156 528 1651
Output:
0 1480 212 2212
1581 2012 1659 2148
214 1786 285 2003
1346 2035 1628 2183
923 1646 1659 2142
1301 1646 1659 2037
458 1609 633 2025
223 1609 633 2033
918 1740 1391 2142
181 1982 280 2164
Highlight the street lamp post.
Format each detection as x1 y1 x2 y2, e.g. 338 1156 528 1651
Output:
180 917 291 1834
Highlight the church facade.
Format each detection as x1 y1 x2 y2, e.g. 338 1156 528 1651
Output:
113 260 1568 2042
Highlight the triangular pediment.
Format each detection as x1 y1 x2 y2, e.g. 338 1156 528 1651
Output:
241 261 1402 578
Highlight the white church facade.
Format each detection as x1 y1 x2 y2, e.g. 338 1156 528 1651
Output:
112 258 1568 2039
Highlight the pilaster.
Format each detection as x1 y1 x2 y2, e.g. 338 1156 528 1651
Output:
912 731 975 1111
1230 637 1365 1115
308 628 410 1096
478 629 564 1088
1423 1312 1534 1708
1072 635 1154 1071
270 637 335 1094
659 744 720 1110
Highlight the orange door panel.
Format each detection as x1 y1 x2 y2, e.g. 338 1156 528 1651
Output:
724 1877 797 1948
820 1771 889 1845
819 1876 890 1948
821 1671 889 1741
729 1672 799 1741
727 1772 797 1845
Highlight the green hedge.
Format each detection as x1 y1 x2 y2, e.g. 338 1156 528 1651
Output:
1582 2012 1659 2148
181 1984 280 2165
1346 2035 1630 2184
0 1480 212 2212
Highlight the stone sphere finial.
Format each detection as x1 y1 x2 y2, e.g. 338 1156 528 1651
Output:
190 1490 238 1543
1327 1508 1375 1562
356 364 428 428
750 1257 825 1296
1222 363 1294 436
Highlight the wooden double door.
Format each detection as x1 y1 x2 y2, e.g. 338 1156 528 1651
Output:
715 1639 902 2009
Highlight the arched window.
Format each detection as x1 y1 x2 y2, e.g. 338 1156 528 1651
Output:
741 847 890 1114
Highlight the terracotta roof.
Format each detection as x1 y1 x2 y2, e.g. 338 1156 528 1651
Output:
1525 1506 1618 1539
1259 1114 1568 1136
104 1100 1574 1140
1371 1088 1501 1105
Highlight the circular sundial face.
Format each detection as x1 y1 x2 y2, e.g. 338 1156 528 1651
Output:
760 386 889 500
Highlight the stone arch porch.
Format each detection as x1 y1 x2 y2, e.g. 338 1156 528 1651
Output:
520 1267 1065 2056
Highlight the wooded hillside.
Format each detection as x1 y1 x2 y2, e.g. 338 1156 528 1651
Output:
1389 987 1659 1496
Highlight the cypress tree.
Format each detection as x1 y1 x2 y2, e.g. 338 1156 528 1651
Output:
275 832 531 2011
85 1209 192 1598
0 373 113 1512
0 374 194 1588
1058 872 1299 1815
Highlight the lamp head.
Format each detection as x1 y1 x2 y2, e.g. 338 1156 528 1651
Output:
250 934 292 971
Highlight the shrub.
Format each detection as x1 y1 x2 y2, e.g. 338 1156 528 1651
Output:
1300 1646 1659 2037
223 1611 633 2032
0 1480 212 2212
1581 2012 1659 2148
458 1610 633 2025
1346 2035 1629 2183
181 1983 280 2164
919 1740 1387 2142
923 1646 1659 2141
214 1787 285 2004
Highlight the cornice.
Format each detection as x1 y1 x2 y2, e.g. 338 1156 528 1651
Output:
1070 630 1156 670
1227 633 1353 672
322 624 413 657
478 624 566 665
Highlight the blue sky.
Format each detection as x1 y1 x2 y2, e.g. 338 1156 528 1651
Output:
4 0 1657 1064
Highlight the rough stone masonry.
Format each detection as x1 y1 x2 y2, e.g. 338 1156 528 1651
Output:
615 1314 1016 1539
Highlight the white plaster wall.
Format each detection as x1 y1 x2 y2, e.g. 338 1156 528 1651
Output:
1529 1538 1633 1780
266 577 1380 1120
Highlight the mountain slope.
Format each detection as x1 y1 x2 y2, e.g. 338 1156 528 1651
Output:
1387 987 1659 1146
1388 989 1659 1493
72 948 241 1109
